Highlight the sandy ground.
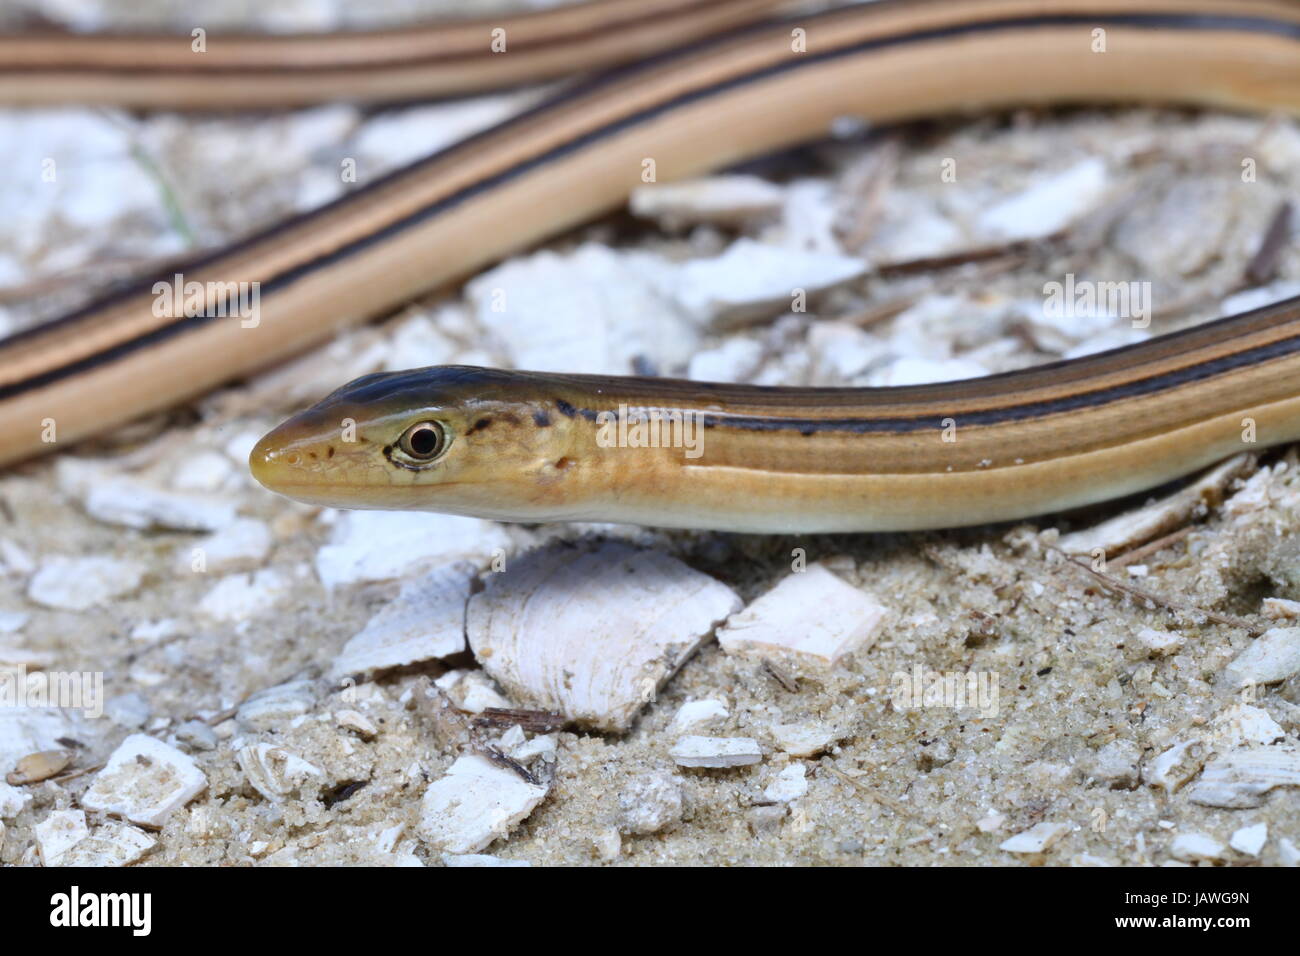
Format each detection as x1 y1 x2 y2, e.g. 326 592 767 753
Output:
0 0 1298 866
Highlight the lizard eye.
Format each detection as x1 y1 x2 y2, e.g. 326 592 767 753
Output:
395 421 447 463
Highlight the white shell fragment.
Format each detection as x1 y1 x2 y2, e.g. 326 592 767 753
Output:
670 699 730 732
177 518 272 574
1209 704 1284 750
629 175 785 227
1223 627 1300 687
1262 598 1300 620
467 542 742 731
1229 822 1268 858
671 735 763 768
1169 832 1227 863
330 561 475 679
1135 627 1184 656
35 809 90 866
0 780 32 818
999 821 1070 854
236 743 324 802
82 734 208 827
197 569 287 622
315 511 508 590
27 556 144 611
1144 740 1205 794
84 477 236 532
763 764 808 803
419 753 548 854
979 157 1108 241
1187 748 1300 808
56 822 156 867
237 680 317 730
1058 454 1251 556
674 238 867 327
716 564 885 668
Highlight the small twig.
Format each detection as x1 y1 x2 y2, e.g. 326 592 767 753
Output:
762 658 799 692
479 746 540 787
1245 200 1294 285
1108 526 1195 569
819 758 918 819
1055 551 1262 636
475 707 567 733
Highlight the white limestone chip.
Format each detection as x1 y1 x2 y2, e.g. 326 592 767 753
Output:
674 238 867 327
770 722 837 757
670 699 729 732
83 477 236 532
763 764 808 803
1169 832 1227 863
630 175 785 227
1187 748 1300 808
434 670 512 713
716 564 885 667
617 771 683 835
466 243 696 374
1145 740 1205 794
316 510 508 589
468 542 741 731
197 569 288 621
236 743 324 802
1229 822 1268 858
1058 454 1251 556
671 735 763 768
82 734 207 826
419 753 548 854
177 518 271 574
27 556 144 611
171 449 236 492
999 821 1070 854
979 157 1108 241
1209 704 1285 750
35 809 89 866
1223 627 1300 687
56 822 156 867
1135 628 1185 656
330 562 475 679
0 780 32 818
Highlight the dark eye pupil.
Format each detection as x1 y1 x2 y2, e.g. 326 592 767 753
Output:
407 425 440 456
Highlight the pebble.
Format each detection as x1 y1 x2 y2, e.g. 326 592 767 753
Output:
0 780 32 817
1135 627 1185 657
770 722 837 757
419 753 549 854
330 561 475 679
104 692 151 730
1208 703 1285 750
671 735 763 768
170 449 237 492
315 510 508 590
0 610 28 634
716 564 885 668
617 771 683 835
237 680 317 731
467 542 741 731
174 720 218 752
1089 739 1141 789
82 734 208 827
27 556 144 611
